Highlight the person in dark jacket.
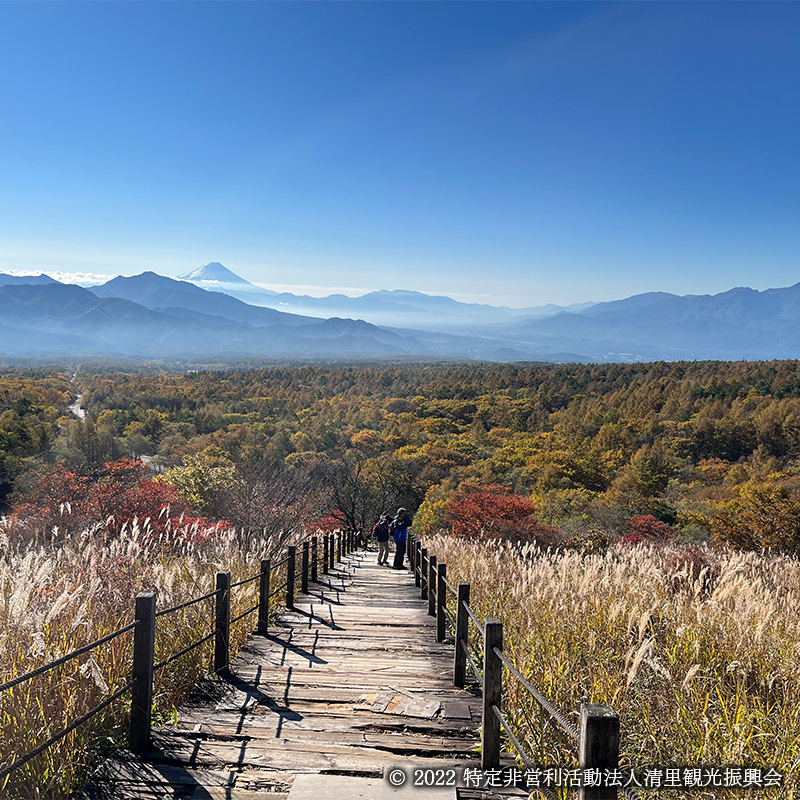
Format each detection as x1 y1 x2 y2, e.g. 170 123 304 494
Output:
373 514 391 565
391 507 411 570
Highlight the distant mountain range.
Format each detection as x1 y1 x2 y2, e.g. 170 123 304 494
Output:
2 265 800 362
518 285 800 360
0 275 428 358
176 262 593 329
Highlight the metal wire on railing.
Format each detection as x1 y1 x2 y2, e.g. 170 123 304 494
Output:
409 534 624 796
155 587 221 617
268 578 290 599
229 571 263 589
230 602 259 624
493 646 579 742
153 630 216 673
492 705 534 769
1 539 322 792
463 602 485 637
0 621 138 694
0 678 137 781
491 705 560 800
460 639 484 689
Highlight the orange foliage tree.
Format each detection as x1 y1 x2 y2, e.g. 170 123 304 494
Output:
711 481 800 553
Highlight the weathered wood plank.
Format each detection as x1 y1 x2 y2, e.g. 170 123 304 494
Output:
79 552 519 800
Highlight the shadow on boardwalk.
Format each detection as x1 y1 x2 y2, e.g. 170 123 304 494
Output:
78 551 522 800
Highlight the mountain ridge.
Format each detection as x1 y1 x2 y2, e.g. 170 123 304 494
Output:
6 265 800 362
173 264 595 328
0 280 429 358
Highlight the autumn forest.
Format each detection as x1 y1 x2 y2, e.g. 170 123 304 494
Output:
4 359 800 552
5 359 800 797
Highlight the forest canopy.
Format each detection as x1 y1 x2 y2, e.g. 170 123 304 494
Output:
5 359 800 551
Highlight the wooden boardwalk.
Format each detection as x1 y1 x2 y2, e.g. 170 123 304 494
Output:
79 549 520 800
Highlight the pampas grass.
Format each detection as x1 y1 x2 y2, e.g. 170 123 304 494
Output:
0 518 288 799
423 534 800 799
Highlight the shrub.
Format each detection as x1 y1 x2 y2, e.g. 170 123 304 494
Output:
10 459 193 543
443 483 560 546
618 514 673 545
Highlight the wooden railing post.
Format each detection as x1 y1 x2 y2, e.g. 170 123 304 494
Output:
420 548 428 598
454 582 470 688
258 558 271 636
311 536 318 583
481 619 503 770
436 563 447 642
428 554 437 617
130 592 156 752
409 535 415 573
301 540 309 594
323 534 329 574
578 704 620 800
329 533 335 570
414 541 422 587
337 532 342 562
286 546 296 610
214 571 231 674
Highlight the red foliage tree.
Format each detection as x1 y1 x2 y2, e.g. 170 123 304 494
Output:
12 458 196 540
315 512 347 533
12 465 92 536
618 514 673 546
443 483 560 545
89 459 190 535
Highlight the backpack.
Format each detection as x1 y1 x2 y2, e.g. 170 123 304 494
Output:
374 519 390 540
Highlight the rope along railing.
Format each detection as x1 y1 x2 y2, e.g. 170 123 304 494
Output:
409 534 637 800
0 530 360 786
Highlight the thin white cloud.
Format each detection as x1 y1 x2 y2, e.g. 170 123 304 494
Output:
253 282 375 298
3 268 119 286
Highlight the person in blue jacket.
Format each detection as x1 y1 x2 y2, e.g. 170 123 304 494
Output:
391 507 411 570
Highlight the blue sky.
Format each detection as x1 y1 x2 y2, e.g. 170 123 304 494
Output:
1 1 799 306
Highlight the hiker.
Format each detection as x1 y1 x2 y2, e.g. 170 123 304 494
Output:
391 507 411 570
373 514 391 565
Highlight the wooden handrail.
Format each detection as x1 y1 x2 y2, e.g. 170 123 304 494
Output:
411 535 622 795
4 532 346 780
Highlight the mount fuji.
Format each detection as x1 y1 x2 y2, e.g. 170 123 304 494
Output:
177 262 256 285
